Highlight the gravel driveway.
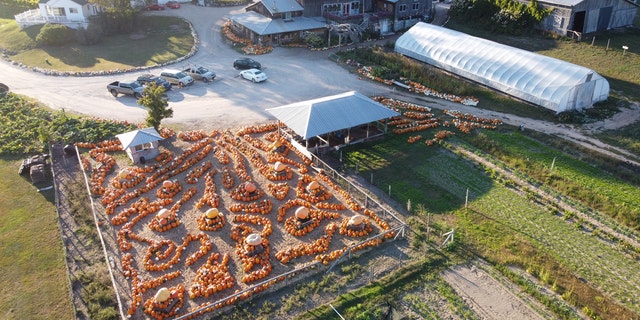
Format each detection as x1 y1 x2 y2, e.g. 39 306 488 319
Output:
1 4 638 164
0 4 398 130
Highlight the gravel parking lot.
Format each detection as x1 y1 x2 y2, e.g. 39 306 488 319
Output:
0 4 398 131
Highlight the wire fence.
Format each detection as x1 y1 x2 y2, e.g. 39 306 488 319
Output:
66 133 407 320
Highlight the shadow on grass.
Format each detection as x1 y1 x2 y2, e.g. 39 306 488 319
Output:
337 134 496 214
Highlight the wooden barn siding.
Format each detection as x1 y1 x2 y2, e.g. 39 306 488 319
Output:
302 0 324 17
539 0 637 34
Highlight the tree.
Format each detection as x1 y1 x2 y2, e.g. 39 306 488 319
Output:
138 83 172 130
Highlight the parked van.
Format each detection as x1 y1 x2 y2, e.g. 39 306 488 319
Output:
160 69 194 87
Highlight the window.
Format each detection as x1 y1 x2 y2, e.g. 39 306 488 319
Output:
412 3 419 10
48 7 66 16
69 8 78 14
134 142 154 151
399 4 406 12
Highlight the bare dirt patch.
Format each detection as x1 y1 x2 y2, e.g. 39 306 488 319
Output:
442 263 545 320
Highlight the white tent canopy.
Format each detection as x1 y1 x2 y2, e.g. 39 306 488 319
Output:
266 91 399 140
394 22 610 113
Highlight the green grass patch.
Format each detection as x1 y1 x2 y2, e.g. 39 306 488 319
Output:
299 254 448 320
0 12 193 71
0 18 39 52
0 157 74 320
339 134 493 213
462 129 640 230
597 120 640 155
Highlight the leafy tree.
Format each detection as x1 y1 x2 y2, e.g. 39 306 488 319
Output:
450 0 551 34
138 83 172 130
36 23 75 46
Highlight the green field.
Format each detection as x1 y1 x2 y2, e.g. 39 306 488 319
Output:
0 157 74 320
0 6 194 71
338 129 640 318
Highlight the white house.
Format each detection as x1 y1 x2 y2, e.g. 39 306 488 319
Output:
14 0 101 29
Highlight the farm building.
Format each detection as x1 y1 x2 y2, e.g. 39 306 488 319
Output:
266 91 399 153
228 0 326 46
116 127 164 164
536 0 638 37
394 22 610 113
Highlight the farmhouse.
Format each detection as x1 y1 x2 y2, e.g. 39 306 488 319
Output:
14 0 100 29
228 0 432 45
394 22 610 113
116 127 164 164
536 0 638 38
227 0 327 46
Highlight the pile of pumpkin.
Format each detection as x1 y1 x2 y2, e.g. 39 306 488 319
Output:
275 223 338 264
229 199 273 215
283 207 340 237
195 170 220 209
188 252 235 299
230 181 264 202
197 208 226 231
296 176 332 203
339 214 373 237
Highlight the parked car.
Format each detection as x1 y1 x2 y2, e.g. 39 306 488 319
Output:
182 66 216 82
160 69 194 87
137 74 172 91
165 1 180 8
233 58 261 70
239 69 267 83
145 3 165 10
107 81 144 98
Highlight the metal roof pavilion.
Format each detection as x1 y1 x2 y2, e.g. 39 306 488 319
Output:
266 91 399 140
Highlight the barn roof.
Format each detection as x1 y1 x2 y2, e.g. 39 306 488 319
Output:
260 0 304 15
228 11 326 35
266 91 399 139
116 127 164 149
394 23 610 113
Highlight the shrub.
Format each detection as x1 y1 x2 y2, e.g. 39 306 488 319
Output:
36 23 75 46
302 31 324 48
76 23 103 45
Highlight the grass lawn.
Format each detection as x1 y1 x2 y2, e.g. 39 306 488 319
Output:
0 157 74 320
597 121 640 155
0 10 194 71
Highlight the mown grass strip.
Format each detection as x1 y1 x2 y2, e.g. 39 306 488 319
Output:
0 157 74 320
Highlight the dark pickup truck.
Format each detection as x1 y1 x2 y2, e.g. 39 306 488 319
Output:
107 81 144 98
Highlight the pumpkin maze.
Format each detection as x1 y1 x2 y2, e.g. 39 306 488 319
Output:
76 124 402 319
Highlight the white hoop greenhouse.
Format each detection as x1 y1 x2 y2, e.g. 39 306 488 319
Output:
394 22 610 113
